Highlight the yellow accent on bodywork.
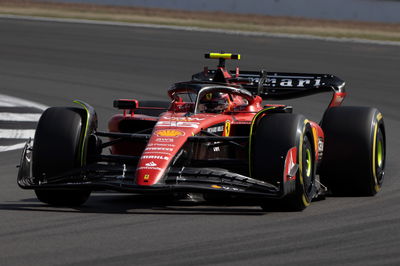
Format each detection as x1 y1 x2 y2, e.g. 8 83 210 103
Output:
224 120 231 136
207 53 240 60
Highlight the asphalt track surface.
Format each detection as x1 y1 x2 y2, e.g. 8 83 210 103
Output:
0 18 399 266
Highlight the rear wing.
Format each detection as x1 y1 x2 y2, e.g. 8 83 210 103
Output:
192 53 347 107
235 70 345 98
192 69 346 107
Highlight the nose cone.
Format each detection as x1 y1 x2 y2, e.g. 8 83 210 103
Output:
135 112 230 185
135 128 189 186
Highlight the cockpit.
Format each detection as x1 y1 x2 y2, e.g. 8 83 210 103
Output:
168 82 253 114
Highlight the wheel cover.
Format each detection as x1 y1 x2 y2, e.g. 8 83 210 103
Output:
374 126 385 189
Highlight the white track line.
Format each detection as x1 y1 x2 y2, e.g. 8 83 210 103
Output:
0 93 47 152
0 129 36 139
0 97 18 107
0 93 47 110
0 113 41 122
0 14 399 47
0 142 27 152
0 101 16 107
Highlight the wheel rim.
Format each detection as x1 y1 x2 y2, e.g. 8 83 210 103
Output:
377 139 384 168
305 148 312 177
301 135 314 204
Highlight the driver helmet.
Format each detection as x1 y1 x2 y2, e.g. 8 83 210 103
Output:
198 92 230 113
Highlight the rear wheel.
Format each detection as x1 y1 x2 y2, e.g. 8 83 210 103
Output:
33 107 91 206
320 106 385 196
251 113 316 211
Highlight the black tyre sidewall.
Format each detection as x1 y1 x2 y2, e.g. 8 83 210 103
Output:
33 107 90 206
252 113 315 211
252 113 304 184
320 106 385 196
33 107 83 179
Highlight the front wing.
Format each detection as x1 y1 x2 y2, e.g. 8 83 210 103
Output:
18 142 283 199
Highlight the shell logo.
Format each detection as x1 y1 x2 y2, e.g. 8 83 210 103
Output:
154 129 185 137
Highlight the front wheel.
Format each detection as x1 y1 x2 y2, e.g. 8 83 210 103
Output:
283 134 315 210
251 113 316 211
32 107 91 206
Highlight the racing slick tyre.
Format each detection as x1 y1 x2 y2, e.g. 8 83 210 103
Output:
134 100 170 117
320 106 385 196
32 107 91 206
251 113 316 211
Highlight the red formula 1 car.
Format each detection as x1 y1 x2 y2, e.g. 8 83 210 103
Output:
18 53 386 211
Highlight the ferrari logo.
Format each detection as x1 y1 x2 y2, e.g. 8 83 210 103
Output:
224 120 231 136
205 93 213 100
144 174 150 180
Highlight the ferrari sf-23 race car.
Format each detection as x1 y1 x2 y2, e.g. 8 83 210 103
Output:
18 53 386 211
